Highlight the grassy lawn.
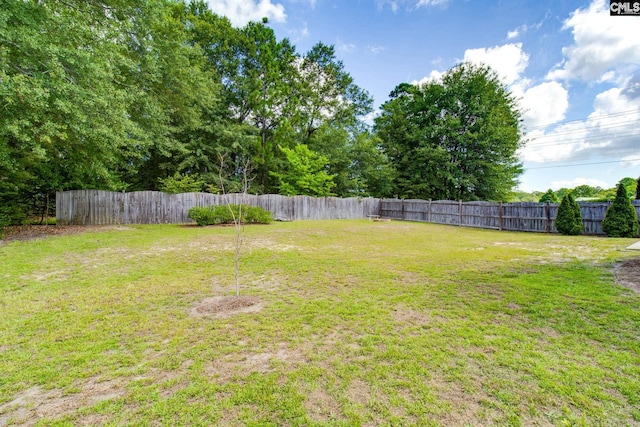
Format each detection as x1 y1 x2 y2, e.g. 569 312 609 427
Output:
1 220 640 426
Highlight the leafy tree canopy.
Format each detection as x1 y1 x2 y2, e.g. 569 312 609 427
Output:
539 189 559 203
375 63 524 202
271 144 336 197
1 0 381 224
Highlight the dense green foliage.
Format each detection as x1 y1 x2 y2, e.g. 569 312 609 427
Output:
602 183 639 238
2 1 536 222
188 204 272 226
538 189 559 203
0 0 387 223
555 193 583 235
158 173 209 194
375 63 524 201
271 144 336 196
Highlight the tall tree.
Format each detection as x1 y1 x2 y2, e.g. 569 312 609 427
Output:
1 0 140 222
115 0 223 190
296 43 372 143
375 63 524 201
226 22 300 193
271 144 335 196
0 0 225 222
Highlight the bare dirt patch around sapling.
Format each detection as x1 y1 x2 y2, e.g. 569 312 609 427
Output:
190 295 263 319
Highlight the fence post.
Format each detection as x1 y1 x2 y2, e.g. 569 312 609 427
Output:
458 200 462 226
55 191 62 225
545 202 551 233
428 199 432 223
401 199 405 220
499 202 503 231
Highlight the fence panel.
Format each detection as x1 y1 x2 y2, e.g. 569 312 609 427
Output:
429 201 461 226
56 191 640 235
379 199 403 220
461 202 501 229
579 202 611 235
57 191 382 225
501 202 550 233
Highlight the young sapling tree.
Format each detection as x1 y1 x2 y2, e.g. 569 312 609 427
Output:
218 152 253 298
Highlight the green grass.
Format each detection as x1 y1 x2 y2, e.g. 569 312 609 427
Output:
1 220 639 426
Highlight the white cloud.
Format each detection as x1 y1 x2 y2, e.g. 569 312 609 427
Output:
336 39 356 53
463 43 529 85
377 0 448 11
520 86 640 164
362 110 380 126
412 69 445 86
368 45 387 55
507 29 519 39
416 43 530 102
521 0 640 167
287 0 317 5
547 0 640 82
506 17 546 40
376 0 398 11
288 22 309 42
415 0 449 7
519 81 569 128
621 155 640 168
206 0 286 27
550 177 609 190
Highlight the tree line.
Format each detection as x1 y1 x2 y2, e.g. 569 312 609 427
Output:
511 177 639 204
2 0 526 226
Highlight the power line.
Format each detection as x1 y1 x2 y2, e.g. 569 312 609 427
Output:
525 158 640 170
527 121 640 139
523 108 640 132
525 130 640 148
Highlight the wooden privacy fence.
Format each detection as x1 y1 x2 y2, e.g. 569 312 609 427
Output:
56 190 380 225
56 190 640 235
379 198 640 235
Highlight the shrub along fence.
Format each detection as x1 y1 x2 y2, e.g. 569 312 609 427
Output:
56 190 640 235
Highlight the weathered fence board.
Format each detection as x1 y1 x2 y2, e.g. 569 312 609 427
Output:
378 198 640 235
56 191 381 225
56 191 640 235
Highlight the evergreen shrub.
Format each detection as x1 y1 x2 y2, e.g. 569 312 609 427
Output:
602 183 639 238
555 193 583 235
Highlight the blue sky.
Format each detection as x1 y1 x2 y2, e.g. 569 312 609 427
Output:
206 0 640 193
